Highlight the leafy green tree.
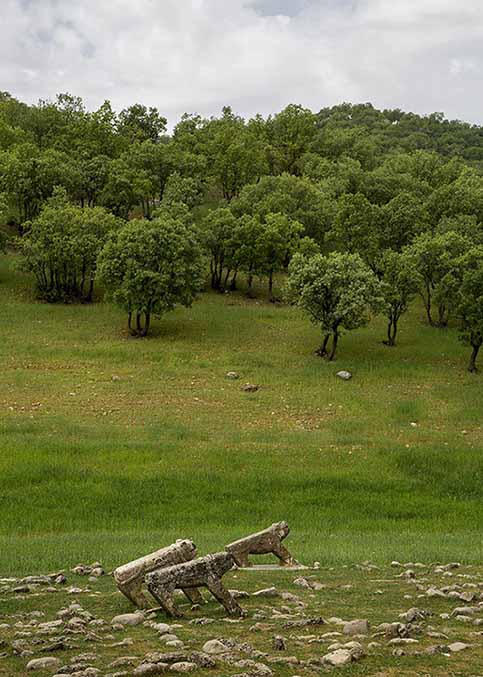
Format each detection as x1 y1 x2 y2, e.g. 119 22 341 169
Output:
0 144 80 228
405 231 472 326
97 214 205 336
287 252 384 360
19 189 120 301
126 140 206 203
117 104 167 144
255 212 303 300
455 251 483 372
162 171 202 209
232 174 335 246
302 155 364 197
75 155 111 207
266 104 316 175
230 214 263 295
330 192 381 268
380 192 429 250
437 214 483 245
379 250 419 346
201 208 238 290
204 107 267 201
426 167 483 229
100 158 153 219
440 247 483 372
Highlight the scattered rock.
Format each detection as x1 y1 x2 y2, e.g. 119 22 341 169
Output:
322 648 352 666
399 608 430 623
283 617 325 629
241 383 259 393
202 639 227 655
226 372 239 380
448 642 470 653
343 619 370 636
336 371 352 381
271 635 286 651
111 613 144 627
26 657 61 671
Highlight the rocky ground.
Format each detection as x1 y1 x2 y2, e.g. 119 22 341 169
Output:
1 561 483 676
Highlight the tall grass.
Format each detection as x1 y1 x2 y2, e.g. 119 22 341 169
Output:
0 255 482 574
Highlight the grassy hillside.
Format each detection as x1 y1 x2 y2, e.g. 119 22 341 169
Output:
0 254 482 575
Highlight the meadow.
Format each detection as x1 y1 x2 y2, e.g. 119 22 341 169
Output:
0 253 482 576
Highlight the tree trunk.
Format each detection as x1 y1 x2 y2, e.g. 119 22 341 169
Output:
140 313 151 337
424 284 433 325
328 331 339 361
438 303 448 327
86 278 94 303
268 270 274 301
468 342 481 373
229 270 238 291
316 333 330 357
384 318 397 346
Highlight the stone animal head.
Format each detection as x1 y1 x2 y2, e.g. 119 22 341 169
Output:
272 521 290 539
175 539 197 560
205 551 236 577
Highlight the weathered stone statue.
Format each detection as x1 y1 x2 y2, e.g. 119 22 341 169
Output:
225 521 298 567
145 552 243 617
113 539 203 608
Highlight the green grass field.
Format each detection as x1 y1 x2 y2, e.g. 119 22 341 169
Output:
0 253 482 576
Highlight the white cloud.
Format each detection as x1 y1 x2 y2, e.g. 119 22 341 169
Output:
0 0 482 126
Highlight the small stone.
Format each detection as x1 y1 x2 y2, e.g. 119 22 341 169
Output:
202 639 227 654
272 635 287 651
241 383 259 393
111 613 144 627
343 619 370 636
322 648 352 666
109 657 138 668
336 370 352 381
226 372 239 380
112 375 121 381
448 642 470 652
27 657 61 671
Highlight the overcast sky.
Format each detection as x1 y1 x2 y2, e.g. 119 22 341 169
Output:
2 0 482 126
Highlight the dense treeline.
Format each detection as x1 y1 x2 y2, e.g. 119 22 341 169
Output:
0 92 482 370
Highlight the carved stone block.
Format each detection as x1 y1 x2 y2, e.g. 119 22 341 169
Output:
225 521 298 568
114 539 202 608
146 552 243 617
